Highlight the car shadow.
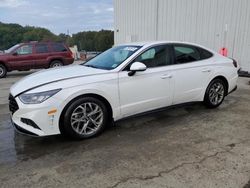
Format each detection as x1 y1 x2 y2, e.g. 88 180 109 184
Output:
0 102 211 166
6 71 37 78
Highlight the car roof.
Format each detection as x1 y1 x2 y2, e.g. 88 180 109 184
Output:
21 41 65 45
121 41 205 46
119 41 216 53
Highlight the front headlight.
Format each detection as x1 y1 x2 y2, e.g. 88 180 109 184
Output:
19 89 61 104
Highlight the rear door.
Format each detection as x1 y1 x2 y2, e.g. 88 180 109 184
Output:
8 44 34 70
33 43 51 68
170 44 214 104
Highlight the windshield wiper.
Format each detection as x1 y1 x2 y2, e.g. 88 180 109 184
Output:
84 64 99 69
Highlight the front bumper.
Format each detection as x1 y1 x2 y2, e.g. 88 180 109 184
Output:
11 119 39 137
9 95 62 137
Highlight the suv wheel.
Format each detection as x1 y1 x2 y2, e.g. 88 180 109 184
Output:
60 97 108 139
50 60 63 68
0 64 7 78
204 79 226 108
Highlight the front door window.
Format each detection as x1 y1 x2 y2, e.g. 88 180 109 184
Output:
16 45 33 55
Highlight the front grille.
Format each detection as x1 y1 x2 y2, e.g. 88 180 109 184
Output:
9 94 19 114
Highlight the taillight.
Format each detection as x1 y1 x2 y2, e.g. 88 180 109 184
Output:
69 50 74 58
232 59 238 68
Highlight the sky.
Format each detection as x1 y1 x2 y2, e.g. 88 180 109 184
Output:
0 0 114 35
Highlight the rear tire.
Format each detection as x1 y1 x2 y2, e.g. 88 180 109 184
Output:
50 60 63 68
0 64 7 78
204 79 226 108
60 97 108 140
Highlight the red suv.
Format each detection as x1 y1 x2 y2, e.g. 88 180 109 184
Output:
0 42 74 78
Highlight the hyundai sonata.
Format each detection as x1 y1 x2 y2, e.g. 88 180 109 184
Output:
9 41 238 139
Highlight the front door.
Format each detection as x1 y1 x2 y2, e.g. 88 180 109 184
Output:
9 44 34 70
118 45 174 118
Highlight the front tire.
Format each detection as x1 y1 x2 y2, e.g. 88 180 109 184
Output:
204 79 226 108
0 64 7 78
60 97 108 139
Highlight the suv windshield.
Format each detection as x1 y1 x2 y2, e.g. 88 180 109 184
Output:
5 44 20 54
84 45 141 70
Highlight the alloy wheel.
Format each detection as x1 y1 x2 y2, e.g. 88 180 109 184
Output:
0 67 3 77
208 82 225 105
70 102 104 136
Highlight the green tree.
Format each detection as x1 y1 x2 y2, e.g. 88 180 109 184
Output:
0 22 114 51
71 30 114 51
0 22 25 50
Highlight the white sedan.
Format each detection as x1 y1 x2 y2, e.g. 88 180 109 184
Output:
9 41 238 139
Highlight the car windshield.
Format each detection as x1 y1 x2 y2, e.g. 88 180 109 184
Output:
83 45 141 70
5 44 20 53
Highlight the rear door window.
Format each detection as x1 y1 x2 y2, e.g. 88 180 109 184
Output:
173 44 201 64
36 44 49 53
51 43 67 52
198 47 213 59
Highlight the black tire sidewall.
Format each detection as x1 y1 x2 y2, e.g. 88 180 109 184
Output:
61 97 108 139
0 65 7 78
204 79 226 108
50 60 63 68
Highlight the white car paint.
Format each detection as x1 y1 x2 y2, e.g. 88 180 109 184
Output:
9 41 238 137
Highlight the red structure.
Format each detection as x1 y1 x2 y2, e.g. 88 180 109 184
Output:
219 47 228 57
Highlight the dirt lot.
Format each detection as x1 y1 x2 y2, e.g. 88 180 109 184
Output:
0 70 250 188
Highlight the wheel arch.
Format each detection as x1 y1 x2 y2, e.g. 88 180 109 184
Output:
49 58 64 67
0 61 8 71
207 75 229 96
59 93 114 134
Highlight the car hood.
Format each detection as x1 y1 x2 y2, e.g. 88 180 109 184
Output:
0 53 8 57
10 65 109 96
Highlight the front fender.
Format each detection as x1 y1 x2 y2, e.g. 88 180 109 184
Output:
54 82 120 121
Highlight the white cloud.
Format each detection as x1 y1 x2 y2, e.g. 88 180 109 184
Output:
0 0 114 34
0 0 27 8
106 7 114 12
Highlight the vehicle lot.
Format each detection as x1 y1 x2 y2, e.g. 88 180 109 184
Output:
0 70 250 188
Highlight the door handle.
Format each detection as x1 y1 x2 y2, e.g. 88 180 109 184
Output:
161 74 173 79
202 69 211 73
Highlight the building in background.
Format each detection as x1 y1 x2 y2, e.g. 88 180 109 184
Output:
114 0 250 72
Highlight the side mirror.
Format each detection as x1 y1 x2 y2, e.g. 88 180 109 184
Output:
128 62 147 76
12 52 18 56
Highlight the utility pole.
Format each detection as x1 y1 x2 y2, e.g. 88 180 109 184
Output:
67 29 70 46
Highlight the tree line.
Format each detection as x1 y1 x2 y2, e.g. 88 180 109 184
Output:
0 22 114 52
